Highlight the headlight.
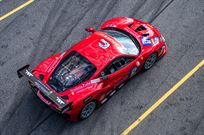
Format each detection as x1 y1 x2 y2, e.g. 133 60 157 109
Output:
152 35 165 46
152 36 160 45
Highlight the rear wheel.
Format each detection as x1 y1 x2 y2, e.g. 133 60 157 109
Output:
80 101 96 120
143 53 157 70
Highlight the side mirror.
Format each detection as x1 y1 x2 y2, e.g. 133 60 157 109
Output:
85 27 96 33
102 75 108 80
100 72 108 80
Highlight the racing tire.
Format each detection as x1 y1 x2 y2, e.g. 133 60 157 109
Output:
79 101 96 120
143 53 157 70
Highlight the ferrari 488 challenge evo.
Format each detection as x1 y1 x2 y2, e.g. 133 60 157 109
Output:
17 17 167 121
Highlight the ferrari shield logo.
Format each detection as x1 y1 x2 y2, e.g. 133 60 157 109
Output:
98 39 110 49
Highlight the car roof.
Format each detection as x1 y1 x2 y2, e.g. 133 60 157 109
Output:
70 17 159 71
71 31 135 70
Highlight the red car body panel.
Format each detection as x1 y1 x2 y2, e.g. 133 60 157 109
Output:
30 17 167 121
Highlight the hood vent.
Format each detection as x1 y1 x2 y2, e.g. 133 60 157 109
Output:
142 33 149 37
128 23 134 28
39 74 44 80
135 25 146 32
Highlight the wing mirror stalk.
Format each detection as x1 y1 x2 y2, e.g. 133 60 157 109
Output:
85 27 96 33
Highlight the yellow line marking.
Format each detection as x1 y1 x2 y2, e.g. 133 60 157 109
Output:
121 59 204 135
0 0 34 21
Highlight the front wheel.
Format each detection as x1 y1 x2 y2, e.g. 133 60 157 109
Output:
143 53 157 70
80 101 96 120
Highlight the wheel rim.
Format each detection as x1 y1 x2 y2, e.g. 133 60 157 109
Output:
81 102 96 119
144 54 157 69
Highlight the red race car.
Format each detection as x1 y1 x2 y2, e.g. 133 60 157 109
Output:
17 17 167 121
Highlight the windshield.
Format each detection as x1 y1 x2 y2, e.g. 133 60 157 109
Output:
102 29 140 55
48 51 96 92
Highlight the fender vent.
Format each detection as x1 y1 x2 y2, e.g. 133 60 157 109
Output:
135 25 146 32
39 74 44 80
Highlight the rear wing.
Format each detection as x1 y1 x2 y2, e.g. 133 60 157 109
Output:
17 65 71 113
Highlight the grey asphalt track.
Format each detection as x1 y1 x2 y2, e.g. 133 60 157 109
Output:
0 0 204 135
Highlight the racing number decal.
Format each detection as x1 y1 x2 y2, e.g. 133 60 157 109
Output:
141 36 152 46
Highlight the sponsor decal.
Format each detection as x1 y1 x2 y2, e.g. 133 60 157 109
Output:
98 38 110 49
47 58 59 73
97 33 118 45
34 81 50 96
141 36 152 46
25 70 33 77
56 97 65 105
71 77 103 92
71 82 92 92
91 78 101 83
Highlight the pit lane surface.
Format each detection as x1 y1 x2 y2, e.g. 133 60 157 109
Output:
0 0 204 135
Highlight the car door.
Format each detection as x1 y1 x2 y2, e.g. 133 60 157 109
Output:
99 56 137 96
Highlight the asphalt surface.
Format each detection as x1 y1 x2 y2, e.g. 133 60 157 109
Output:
0 0 204 135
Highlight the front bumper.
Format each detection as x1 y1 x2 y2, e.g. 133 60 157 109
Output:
158 42 168 59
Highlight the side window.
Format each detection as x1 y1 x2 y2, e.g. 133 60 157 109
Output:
100 57 134 77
